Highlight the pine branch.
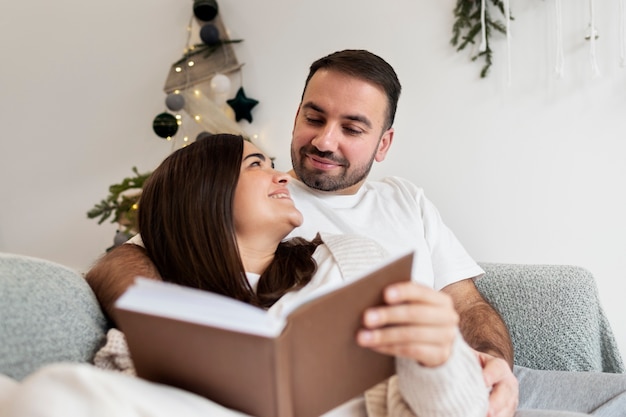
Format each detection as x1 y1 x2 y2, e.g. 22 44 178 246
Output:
87 167 151 233
451 0 512 78
172 40 243 67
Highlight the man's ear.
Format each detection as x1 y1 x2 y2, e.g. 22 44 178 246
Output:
374 127 394 162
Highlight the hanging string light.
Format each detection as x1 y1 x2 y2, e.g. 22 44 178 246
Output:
153 0 259 148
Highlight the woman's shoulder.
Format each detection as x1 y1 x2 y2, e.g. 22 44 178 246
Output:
317 233 389 280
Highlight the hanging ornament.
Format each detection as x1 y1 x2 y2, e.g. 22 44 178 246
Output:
113 230 132 247
165 93 185 111
193 0 219 22
211 74 235 121
152 112 179 138
196 131 212 141
227 87 259 123
200 23 221 46
210 73 231 95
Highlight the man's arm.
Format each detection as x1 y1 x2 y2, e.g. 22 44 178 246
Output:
441 277 514 367
443 278 518 417
85 243 161 324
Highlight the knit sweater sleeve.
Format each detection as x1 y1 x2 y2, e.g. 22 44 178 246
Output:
395 332 489 417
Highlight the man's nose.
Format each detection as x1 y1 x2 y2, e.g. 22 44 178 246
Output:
310 124 339 152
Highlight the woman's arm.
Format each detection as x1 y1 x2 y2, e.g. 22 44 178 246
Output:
357 281 489 417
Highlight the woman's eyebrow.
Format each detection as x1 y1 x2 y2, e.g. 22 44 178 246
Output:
243 152 266 161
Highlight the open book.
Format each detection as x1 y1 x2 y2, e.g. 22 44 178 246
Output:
114 252 414 417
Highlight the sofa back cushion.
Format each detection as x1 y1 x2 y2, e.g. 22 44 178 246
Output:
0 252 109 380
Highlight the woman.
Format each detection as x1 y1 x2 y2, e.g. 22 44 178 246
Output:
136 133 488 417
138 132 321 309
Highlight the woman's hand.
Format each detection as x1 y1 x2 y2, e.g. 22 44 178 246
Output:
356 282 459 367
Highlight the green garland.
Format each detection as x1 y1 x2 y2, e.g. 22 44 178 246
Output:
87 167 151 235
451 0 510 78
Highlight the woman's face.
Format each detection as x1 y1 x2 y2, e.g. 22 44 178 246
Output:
233 141 303 242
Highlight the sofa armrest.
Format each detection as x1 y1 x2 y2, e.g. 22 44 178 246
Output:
0 253 109 380
475 262 624 373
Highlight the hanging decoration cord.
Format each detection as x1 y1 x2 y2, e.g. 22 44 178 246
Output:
589 0 601 77
479 0 487 52
171 13 197 152
554 0 565 78
619 0 626 67
504 0 512 86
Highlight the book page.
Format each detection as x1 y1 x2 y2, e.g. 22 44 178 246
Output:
115 278 286 337
115 251 413 339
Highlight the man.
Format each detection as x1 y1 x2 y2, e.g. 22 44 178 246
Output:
87 50 626 416
286 49 517 415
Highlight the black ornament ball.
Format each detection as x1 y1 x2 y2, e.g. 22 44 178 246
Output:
152 112 178 138
165 93 185 111
193 0 218 22
199 23 220 45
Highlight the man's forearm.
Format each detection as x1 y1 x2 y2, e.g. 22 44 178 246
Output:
85 243 161 323
457 300 514 367
442 278 514 368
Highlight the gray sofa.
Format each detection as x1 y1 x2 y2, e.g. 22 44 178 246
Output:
0 252 623 381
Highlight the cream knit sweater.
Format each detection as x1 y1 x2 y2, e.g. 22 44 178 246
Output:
321 233 489 417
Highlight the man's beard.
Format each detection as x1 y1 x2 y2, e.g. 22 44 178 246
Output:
291 145 375 192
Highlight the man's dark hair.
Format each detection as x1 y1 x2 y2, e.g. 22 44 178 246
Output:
302 49 402 129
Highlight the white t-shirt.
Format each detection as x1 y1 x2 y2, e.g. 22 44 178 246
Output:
286 176 484 290
128 176 481 290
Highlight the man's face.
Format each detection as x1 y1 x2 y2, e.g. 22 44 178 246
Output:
290 69 393 195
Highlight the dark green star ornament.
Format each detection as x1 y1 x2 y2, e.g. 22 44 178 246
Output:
227 87 259 123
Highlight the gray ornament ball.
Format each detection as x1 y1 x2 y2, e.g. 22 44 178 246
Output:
200 23 220 45
196 131 212 141
113 230 132 246
165 93 185 111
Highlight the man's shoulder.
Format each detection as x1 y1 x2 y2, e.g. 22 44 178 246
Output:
288 175 427 203
364 176 425 196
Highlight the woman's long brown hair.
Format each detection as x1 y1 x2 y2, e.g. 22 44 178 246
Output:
138 134 320 308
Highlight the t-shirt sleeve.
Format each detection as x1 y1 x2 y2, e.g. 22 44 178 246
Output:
414 183 484 290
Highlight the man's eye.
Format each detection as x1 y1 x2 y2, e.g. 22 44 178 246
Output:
344 127 362 135
306 117 323 125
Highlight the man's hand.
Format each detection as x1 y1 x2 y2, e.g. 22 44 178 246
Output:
356 282 459 367
476 350 519 417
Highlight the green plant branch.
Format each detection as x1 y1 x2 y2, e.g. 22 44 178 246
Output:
451 0 510 78
87 167 151 234
173 40 243 67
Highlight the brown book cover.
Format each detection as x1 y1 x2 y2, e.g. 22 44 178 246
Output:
115 252 414 417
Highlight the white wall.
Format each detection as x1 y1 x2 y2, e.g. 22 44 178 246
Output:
2 0 625 359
